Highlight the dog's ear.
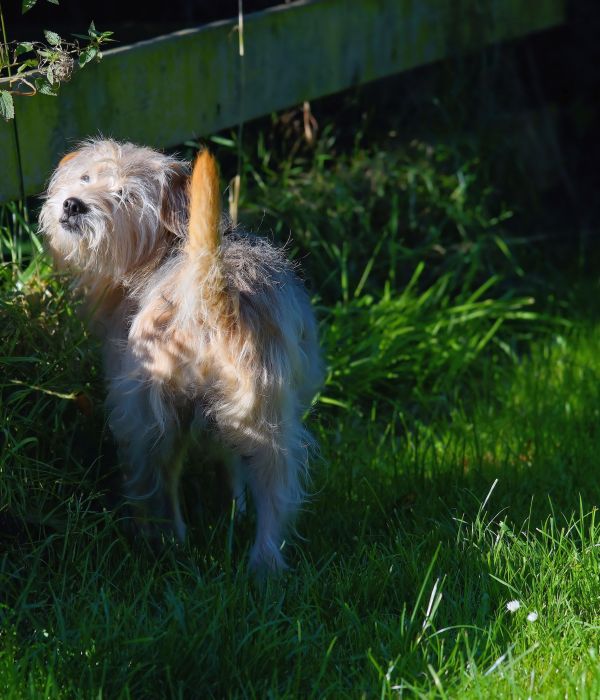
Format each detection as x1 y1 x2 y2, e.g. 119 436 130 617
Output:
161 161 190 238
58 150 80 167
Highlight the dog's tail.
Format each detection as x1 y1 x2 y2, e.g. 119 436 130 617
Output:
187 148 222 258
185 149 237 321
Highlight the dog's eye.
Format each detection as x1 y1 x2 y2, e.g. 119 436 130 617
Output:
80 174 90 183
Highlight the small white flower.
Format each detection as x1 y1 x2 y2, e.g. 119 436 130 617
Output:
506 600 521 613
527 611 538 622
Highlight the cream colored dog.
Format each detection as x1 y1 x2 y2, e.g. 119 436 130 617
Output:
41 139 322 573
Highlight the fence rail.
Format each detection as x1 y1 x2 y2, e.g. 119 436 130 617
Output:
0 0 564 202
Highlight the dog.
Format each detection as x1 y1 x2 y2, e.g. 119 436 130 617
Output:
40 138 323 573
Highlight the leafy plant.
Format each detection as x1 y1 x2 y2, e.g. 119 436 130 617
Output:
0 0 113 120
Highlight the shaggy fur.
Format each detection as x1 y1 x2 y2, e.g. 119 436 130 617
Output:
41 139 323 573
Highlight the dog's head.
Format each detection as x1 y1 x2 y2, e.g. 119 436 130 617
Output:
40 139 189 280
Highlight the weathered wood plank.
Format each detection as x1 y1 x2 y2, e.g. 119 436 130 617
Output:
0 0 564 202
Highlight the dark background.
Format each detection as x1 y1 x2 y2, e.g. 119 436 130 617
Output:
6 0 287 42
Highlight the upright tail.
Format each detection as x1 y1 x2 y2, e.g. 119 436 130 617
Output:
185 149 237 321
187 148 221 258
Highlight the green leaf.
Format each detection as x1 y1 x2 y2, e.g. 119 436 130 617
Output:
209 136 236 148
16 59 38 74
46 0 60 4
73 26 113 44
15 42 34 57
0 91 15 121
22 0 38 12
44 30 61 46
78 45 98 68
34 76 59 96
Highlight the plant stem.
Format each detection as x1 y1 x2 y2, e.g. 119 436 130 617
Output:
0 2 28 228
0 2 11 80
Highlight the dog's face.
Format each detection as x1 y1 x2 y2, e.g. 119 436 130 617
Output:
41 139 188 280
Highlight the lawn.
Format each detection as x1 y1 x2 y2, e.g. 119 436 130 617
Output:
1 125 600 698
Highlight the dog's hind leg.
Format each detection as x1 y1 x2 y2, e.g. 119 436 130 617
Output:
157 434 188 541
107 375 187 543
243 420 308 574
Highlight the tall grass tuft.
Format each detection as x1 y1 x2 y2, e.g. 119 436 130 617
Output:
321 268 542 413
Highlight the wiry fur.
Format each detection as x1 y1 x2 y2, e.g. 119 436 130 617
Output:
41 138 323 573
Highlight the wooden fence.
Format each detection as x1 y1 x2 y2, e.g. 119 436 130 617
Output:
0 0 564 202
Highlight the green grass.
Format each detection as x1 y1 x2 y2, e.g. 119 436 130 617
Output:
2 133 600 697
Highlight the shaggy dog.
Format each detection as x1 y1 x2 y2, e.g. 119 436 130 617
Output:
40 139 322 573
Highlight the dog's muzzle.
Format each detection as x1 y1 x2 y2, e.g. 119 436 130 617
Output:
60 197 89 230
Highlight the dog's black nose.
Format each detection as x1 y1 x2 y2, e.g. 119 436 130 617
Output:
62 197 87 217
